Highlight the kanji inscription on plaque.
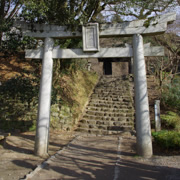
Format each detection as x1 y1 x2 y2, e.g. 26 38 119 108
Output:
82 23 100 52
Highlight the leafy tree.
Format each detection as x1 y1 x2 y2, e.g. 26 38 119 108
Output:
110 13 123 23
0 0 178 55
20 0 178 25
0 0 178 44
146 33 180 90
0 0 24 45
111 0 177 20
0 0 40 52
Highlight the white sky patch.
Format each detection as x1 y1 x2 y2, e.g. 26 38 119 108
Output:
101 2 180 36
102 2 180 22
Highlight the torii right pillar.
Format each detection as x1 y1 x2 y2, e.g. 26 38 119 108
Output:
133 34 153 157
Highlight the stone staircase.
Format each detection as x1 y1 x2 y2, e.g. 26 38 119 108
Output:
76 75 135 135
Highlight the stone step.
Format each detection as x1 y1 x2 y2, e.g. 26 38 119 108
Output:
100 75 129 78
91 92 132 99
88 102 133 108
79 119 133 126
96 86 128 89
86 106 134 113
76 76 134 135
99 77 128 80
98 79 129 83
90 97 132 102
85 108 134 114
97 82 130 86
85 110 134 117
94 87 129 91
93 90 129 96
89 99 132 105
87 103 133 109
93 90 130 94
77 123 133 131
76 127 133 135
96 86 131 90
98 78 128 81
83 115 133 121
91 94 131 99
89 98 132 103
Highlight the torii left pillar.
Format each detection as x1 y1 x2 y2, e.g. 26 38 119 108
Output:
133 34 153 157
35 37 54 157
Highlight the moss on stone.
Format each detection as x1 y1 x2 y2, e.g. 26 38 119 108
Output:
50 70 98 131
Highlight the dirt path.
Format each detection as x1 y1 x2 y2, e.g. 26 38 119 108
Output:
0 132 180 180
26 135 118 180
25 135 180 180
0 131 75 180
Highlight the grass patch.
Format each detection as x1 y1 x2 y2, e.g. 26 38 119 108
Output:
51 69 98 130
161 111 180 131
28 122 36 132
152 111 180 152
161 75 180 112
152 130 180 150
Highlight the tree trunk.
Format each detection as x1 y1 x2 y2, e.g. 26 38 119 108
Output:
178 0 180 5
0 32 2 47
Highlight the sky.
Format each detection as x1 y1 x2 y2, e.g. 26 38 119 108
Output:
104 3 180 21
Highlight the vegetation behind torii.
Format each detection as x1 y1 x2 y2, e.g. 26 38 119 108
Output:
0 0 179 48
0 0 180 151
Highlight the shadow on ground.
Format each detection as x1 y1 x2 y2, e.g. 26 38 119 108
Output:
16 136 180 180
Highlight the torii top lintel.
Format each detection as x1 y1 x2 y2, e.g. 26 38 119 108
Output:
15 12 176 39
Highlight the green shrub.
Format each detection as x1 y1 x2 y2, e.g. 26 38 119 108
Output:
161 76 180 111
161 111 180 131
1 120 34 132
0 77 39 131
152 130 180 150
0 76 39 105
28 122 36 132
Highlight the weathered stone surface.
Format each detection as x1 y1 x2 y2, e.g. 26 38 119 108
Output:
25 46 164 59
35 37 54 157
76 76 134 135
14 12 176 38
82 23 100 52
133 34 152 157
155 100 161 131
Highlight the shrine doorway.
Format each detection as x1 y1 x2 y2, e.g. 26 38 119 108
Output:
103 60 112 75
99 58 131 76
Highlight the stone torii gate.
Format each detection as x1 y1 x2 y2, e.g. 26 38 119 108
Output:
15 12 176 158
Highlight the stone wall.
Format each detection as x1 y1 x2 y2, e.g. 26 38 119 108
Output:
89 58 130 76
0 99 78 132
112 62 129 76
50 104 75 131
89 59 104 76
0 70 98 132
0 98 38 131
